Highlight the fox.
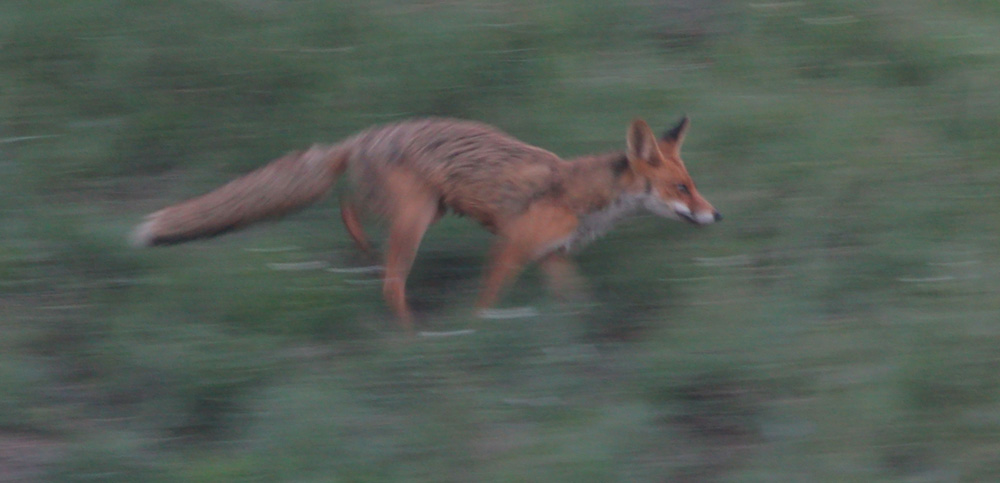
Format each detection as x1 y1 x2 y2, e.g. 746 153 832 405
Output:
132 117 720 329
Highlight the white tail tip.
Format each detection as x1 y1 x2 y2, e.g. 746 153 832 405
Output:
130 219 156 247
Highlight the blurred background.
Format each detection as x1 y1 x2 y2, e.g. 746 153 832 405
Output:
2 0 1000 480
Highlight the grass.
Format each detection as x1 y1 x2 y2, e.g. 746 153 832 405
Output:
3 0 1000 480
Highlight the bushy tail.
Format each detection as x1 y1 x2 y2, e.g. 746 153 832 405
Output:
132 144 349 247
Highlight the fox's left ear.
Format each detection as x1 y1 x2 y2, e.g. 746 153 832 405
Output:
661 115 690 152
627 118 663 168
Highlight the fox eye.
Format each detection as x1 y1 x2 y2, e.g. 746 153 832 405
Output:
676 183 690 194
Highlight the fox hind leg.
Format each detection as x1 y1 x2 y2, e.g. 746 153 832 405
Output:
380 173 442 330
340 196 376 258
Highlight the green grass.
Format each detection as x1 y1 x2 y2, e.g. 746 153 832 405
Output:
3 0 1000 480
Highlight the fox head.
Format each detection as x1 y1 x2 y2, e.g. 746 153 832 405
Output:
625 117 721 225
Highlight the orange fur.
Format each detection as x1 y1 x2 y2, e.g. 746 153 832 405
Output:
132 117 720 329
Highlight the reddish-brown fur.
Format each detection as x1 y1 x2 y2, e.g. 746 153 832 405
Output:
133 117 719 329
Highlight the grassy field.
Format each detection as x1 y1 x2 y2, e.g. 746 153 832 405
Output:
3 0 1000 480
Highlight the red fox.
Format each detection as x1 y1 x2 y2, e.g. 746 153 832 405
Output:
132 117 720 329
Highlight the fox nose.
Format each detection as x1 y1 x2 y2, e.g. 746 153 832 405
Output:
713 211 723 222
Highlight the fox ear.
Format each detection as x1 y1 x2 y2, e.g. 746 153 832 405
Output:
627 118 662 168
661 115 690 151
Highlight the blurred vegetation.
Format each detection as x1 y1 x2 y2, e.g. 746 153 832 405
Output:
3 0 1000 480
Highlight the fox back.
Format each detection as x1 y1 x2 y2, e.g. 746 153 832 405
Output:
341 118 566 231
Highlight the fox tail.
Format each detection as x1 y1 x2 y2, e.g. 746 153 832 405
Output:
131 145 349 247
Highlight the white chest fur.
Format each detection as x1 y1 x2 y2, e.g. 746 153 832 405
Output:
555 192 650 252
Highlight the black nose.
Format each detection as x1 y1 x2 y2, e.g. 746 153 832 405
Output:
713 211 723 222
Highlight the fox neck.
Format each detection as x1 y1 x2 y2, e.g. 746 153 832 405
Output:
555 152 650 251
